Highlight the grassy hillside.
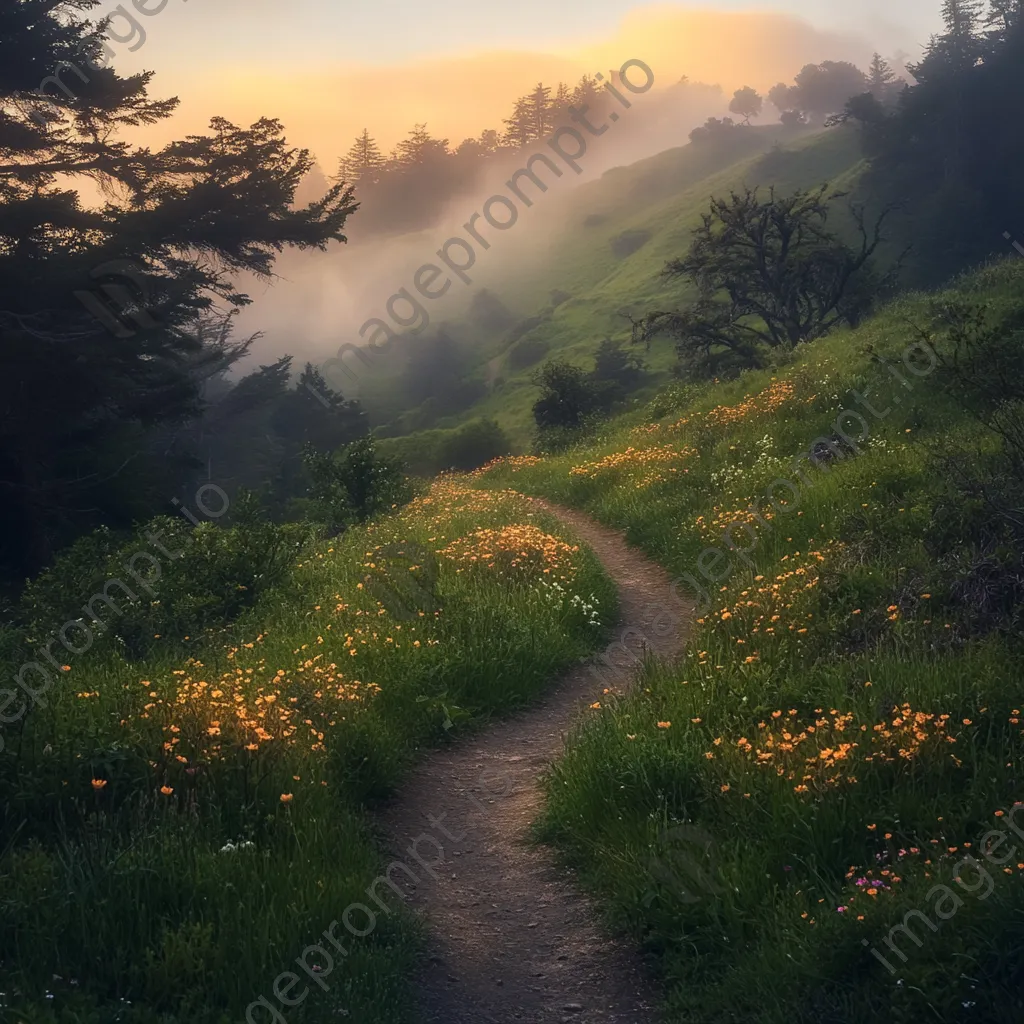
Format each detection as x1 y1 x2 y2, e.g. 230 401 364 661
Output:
0 483 615 1023
364 124 866 447
475 257 1024 1023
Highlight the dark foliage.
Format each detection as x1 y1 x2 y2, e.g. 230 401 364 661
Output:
303 436 412 534
531 360 604 430
0 0 357 584
633 185 894 373
610 228 653 259
842 0 1024 286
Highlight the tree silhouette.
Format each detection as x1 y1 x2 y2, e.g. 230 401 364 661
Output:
395 124 449 168
504 95 535 147
633 185 893 369
0 0 357 577
526 82 555 139
338 129 386 187
867 53 899 101
768 82 798 116
729 86 763 124
790 61 869 121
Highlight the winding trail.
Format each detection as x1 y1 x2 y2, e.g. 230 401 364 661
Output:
379 499 692 1023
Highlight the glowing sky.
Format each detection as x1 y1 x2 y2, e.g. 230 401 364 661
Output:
97 0 942 165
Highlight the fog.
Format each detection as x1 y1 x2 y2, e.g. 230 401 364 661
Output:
228 77 734 383
206 9 915 388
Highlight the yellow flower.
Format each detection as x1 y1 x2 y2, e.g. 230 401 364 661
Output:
91 778 107 790
280 793 294 803
657 721 672 729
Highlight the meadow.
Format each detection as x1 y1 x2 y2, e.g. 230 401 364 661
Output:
475 257 1024 1023
0 482 615 1023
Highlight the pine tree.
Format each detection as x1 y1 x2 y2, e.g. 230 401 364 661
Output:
395 124 449 168
0 0 357 578
338 129 385 186
868 54 896 93
526 82 554 139
914 0 986 79
985 0 1023 39
551 82 574 123
572 74 601 108
503 96 535 148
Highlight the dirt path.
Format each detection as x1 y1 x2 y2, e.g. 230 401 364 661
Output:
379 499 691 1023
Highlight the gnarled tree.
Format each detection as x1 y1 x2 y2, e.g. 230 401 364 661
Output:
633 185 896 373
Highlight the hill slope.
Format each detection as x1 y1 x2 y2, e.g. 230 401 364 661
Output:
474 257 1024 1022
362 124 866 446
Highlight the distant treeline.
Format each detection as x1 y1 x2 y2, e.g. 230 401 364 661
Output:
333 74 709 236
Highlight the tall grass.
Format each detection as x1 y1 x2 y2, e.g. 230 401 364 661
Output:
0 480 616 1023
476 259 1024 1023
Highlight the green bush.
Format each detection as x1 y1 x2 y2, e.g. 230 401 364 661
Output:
437 419 511 471
19 496 303 659
304 436 413 533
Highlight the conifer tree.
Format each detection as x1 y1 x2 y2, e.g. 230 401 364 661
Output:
338 129 386 186
395 123 449 168
503 96 535 148
552 82 574 123
572 74 601 108
526 82 554 138
0 0 357 577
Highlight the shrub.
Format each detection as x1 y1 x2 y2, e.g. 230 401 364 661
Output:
304 436 413 533
437 419 512 472
508 335 551 371
531 360 603 430
19 494 302 659
610 228 652 259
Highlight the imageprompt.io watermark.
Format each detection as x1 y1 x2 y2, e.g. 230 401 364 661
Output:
0 484 229 754
309 58 656 404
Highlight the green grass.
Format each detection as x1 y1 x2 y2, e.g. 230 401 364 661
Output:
361 124 867 447
0 482 616 1023
475 257 1024 1023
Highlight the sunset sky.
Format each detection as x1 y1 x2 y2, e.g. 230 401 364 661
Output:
100 1 942 163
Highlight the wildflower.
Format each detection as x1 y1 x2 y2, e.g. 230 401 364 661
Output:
160 786 173 796
280 793 294 804
91 779 107 790
657 721 672 729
